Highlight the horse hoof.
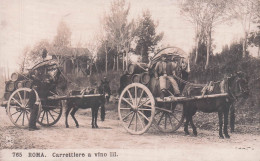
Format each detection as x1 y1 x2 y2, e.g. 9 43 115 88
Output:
219 136 224 139
225 135 230 139
76 126 79 128
193 132 197 136
66 126 69 128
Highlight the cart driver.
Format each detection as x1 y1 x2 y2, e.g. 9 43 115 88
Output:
154 54 181 99
28 81 40 131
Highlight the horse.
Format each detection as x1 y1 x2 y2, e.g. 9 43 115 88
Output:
65 79 111 128
182 72 249 138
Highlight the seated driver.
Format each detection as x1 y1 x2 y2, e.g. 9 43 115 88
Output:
154 54 181 99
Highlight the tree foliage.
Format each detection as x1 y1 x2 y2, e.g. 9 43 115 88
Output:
53 21 72 48
103 0 132 70
134 10 164 63
180 0 228 69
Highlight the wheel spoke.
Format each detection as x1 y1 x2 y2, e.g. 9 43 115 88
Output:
138 111 149 121
138 99 151 108
169 114 174 128
126 89 134 105
41 111 46 123
11 111 20 116
17 92 23 106
172 113 181 123
122 111 134 121
15 112 23 123
122 97 134 107
164 113 168 129
11 98 22 107
120 107 132 110
128 112 135 128
137 112 145 129
50 109 59 114
25 111 29 121
137 89 144 107
48 111 56 121
158 112 165 126
22 111 25 126
46 111 49 124
135 112 137 131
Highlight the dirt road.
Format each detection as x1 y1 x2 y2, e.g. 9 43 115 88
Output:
0 107 260 161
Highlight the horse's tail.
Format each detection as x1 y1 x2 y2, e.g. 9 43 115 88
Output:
101 104 105 121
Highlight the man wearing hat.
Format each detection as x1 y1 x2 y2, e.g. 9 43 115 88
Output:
154 54 181 99
28 81 40 131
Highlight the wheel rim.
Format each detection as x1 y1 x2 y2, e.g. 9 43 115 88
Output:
118 83 155 135
37 91 63 126
154 103 184 133
7 88 41 128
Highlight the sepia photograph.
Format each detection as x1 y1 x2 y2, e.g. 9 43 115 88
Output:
0 0 259 160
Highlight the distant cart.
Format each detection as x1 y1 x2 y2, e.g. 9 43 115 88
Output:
118 47 228 134
1 59 102 128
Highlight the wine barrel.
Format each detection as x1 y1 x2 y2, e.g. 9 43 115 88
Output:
11 73 21 81
15 81 24 89
4 92 11 100
140 72 150 85
24 80 32 88
127 63 147 74
131 74 141 83
6 81 15 92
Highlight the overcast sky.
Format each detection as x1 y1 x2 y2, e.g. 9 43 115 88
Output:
0 0 246 73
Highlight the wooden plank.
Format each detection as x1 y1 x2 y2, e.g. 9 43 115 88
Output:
48 94 103 100
155 93 228 103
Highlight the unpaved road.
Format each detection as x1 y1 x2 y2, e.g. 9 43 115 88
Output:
0 107 260 161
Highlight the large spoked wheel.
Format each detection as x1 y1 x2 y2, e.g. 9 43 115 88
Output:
154 103 184 133
37 91 63 126
118 83 155 135
7 88 41 128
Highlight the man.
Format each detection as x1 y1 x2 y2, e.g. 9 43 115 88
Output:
154 54 181 99
28 82 40 131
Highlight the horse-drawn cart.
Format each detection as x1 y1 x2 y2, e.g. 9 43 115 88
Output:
117 47 231 135
1 59 103 128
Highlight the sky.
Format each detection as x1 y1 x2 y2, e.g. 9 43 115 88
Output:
0 0 249 75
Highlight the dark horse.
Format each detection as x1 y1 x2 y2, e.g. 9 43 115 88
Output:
65 79 111 128
182 72 249 138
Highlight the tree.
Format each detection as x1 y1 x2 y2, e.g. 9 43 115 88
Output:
53 21 72 48
18 46 31 72
134 10 164 63
248 25 260 57
103 0 132 71
228 0 259 57
30 39 52 62
180 0 228 69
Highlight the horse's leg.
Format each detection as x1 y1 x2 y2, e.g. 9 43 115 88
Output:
224 107 230 138
218 111 224 139
94 107 99 128
91 107 95 128
65 105 72 128
70 108 79 128
184 114 190 135
190 117 197 136
230 104 235 133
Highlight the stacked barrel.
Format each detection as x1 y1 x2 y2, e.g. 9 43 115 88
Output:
4 72 32 100
125 63 150 85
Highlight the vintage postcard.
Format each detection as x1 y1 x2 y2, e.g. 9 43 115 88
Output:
0 0 259 160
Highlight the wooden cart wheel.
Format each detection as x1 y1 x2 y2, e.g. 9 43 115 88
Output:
7 88 41 128
118 83 155 135
37 91 63 126
154 103 184 133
